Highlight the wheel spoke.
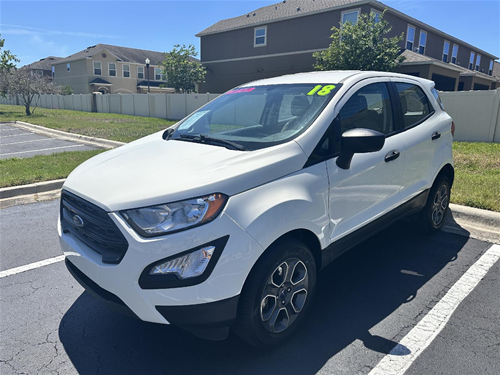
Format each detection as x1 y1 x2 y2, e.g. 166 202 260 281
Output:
260 295 277 322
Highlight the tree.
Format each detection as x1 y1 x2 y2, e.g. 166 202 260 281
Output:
0 33 19 73
313 11 405 72
160 44 206 93
61 85 73 95
1 69 60 115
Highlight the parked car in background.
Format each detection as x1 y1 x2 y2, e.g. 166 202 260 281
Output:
59 71 454 347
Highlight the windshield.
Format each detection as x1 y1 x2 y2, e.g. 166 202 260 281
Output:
171 83 342 151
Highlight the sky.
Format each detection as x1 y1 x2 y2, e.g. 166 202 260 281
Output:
1 0 499 67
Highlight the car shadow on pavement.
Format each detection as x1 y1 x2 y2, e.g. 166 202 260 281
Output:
59 222 470 375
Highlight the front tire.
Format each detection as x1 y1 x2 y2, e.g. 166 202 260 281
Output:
233 238 316 348
418 176 451 234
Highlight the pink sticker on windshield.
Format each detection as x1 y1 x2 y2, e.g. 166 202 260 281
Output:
226 87 256 94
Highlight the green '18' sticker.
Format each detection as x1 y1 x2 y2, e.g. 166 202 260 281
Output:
307 85 336 96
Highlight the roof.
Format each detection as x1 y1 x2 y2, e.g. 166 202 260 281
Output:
197 0 363 36
23 56 61 71
196 0 498 60
54 44 200 65
239 70 434 88
400 49 463 72
400 50 499 82
89 78 112 85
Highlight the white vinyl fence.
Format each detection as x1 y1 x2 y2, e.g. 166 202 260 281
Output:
2 90 499 142
0 93 221 121
439 89 500 143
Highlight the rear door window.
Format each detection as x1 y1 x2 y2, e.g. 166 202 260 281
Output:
395 83 433 128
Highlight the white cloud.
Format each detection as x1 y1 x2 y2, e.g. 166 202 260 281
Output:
30 34 70 58
0 24 121 39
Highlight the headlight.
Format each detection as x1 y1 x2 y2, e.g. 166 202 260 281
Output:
121 193 227 237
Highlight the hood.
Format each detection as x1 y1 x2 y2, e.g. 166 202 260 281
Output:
63 131 307 211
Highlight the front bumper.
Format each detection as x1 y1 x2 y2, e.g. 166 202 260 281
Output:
59 202 264 338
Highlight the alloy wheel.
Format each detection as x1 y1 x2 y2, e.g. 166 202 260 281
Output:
260 258 309 333
431 183 449 227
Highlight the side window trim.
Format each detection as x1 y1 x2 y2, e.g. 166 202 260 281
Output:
387 82 405 133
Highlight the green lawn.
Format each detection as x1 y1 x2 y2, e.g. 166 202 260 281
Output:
0 150 105 188
451 142 500 212
0 104 176 143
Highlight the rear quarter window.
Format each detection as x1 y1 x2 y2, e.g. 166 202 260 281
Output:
431 88 445 110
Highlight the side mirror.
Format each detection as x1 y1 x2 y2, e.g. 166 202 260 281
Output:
336 128 385 170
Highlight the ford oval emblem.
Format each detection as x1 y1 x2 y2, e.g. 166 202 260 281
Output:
72 214 84 228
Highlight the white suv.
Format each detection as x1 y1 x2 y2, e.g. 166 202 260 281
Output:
59 71 454 347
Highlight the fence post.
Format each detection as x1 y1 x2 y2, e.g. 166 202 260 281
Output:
491 90 500 143
184 92 188 117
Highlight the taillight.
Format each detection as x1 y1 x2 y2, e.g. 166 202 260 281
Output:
451 121 455 137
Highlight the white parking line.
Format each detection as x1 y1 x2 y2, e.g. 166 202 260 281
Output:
0 133 32 138
1 144 85 156
1 138 50 146
0 255 65 279
368 244 500 375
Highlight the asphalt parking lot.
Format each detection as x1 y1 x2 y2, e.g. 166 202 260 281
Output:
0 123 98 159
1 199 499 375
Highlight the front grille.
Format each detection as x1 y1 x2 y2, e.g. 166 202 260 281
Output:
60 190 128 264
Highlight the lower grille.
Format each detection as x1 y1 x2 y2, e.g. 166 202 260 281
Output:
60 190 128 264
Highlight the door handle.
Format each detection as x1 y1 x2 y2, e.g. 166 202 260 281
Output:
431 131 441 140
385 150 400 162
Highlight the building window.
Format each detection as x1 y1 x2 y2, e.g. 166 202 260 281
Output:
475 54 481 71
469 52 475 70
52 66 55 78
93 61 102 75
406 25 415 50
155 68 165 81
66 63 70 72
418 31 427 55
451 44 458 64
254 26 267 47
341 10 359 25
371 10 381 23
442 41 450 62
36 70 43 76
109 63 116 77
489 60 494 76
123 64 130 78
138 66 144 79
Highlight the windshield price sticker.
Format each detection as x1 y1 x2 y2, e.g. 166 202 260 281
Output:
307 85 336 96
226 87 256 94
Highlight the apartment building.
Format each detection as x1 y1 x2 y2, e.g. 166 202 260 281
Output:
51 44 176 94
197 0 499 92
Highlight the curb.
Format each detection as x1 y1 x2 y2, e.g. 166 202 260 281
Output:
448 203 500 230
8 121 125 149
0 179 65 199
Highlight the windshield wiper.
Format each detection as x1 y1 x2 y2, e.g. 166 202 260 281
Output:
178 134 248 151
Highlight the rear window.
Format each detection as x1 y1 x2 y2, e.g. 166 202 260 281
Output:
395 83 433 129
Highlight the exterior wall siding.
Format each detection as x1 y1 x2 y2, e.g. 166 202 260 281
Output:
199 4 498 93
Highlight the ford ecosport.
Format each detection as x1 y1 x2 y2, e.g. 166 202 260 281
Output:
59 71 454 347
